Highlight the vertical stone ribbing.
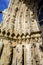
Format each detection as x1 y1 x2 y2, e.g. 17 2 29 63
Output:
26 44 32 65
16 44 22 65
0 42 12 65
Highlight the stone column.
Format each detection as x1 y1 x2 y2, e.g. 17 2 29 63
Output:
35 37 43 65
12 47 17 65
16 44 22 65
26 44 32 65
0 40 12 65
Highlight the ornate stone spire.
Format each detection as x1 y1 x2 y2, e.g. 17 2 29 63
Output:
0 0 41 40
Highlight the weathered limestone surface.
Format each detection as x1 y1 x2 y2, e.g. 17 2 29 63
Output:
0 0 43 65
0 41 12 65
26 44 32 65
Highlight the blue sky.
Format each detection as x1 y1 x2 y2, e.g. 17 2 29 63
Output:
0 13 3 23
0 0 10 23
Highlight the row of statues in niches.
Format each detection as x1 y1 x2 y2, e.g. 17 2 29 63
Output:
0 38 43 65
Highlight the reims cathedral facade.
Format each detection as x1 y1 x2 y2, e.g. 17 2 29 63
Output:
0 0 43 65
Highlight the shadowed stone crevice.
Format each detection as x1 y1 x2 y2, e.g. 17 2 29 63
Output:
11 33 15 37
8 48 13 65
39 45 43 52
22 45 24 65
0 44 4 58
7 32 10 37
2 30 6 35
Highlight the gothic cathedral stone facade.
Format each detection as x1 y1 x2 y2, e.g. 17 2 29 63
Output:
0 0 43 65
